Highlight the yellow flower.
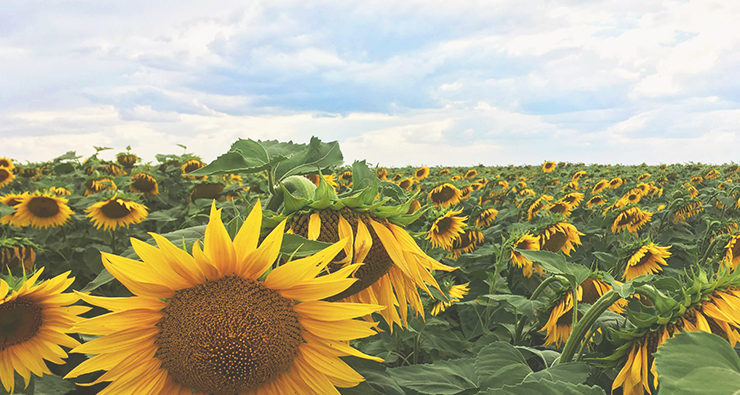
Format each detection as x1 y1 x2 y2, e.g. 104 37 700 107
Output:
510 234 542 278
431 283 470 315
623 243 671 281
538 222 584 256
475 208 498 228
129 172 159 196
414 166 430 180
0 167 14 188
86 196 149 231
428 210 468 250
0 193 30 228
448 229 484 259
542 161 556 173
612 207 653 234
429 183 462 209
13 192 74 229
0 269 87 393
66 201 384 394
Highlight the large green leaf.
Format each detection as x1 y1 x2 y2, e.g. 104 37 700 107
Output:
654 331 740 394
514 250 590 287
351 160 377 191
190 140 276 176
272 137 344 181
386 358 479 395
280 234 334 258
482 381 606 395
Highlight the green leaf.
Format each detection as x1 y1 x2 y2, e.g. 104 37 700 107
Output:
478 294 545 320
80 268 115 292
351 160 376 191
476 342 531 390
523 362 590 384
280 234 334 258
190 149 272 176
514 250 590 287
379 181 408 203
386 358 479 395
30 374 76 395
482 380 606 395
654 331 740 394
272 137 344 181
592 252 617 270
0 203 13 217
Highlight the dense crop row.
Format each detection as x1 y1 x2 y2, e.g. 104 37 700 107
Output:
1 139 740 394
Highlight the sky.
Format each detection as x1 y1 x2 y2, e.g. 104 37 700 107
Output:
2 0 740 167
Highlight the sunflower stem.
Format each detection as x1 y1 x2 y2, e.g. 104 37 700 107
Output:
575 325 598 362
571 282 579 334
558 289 620 364
530 275 562 301
110 229 117 255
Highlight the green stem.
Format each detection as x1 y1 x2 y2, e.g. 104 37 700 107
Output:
559 289 620 364
412 332 423 365
530 276 562 301
571 282 579 331
575 325 598 362
699 238 719 267
110 230 117 255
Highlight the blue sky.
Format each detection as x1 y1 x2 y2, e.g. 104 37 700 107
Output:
2 0 740 167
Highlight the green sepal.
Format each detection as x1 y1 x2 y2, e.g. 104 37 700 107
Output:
310 170 339 210
388 206 429 226
625 310 658 328
281 175 317 200
281 185 310 213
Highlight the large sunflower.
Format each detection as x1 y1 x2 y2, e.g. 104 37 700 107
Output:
429 183 462 209
538 222 584 256
427 210 467 250
67 202 384 394
1 269 86 393
289 207 456 330
0 167 14 188
414 166 430 180
86 195 149 231
510 233 542 278
623 243 671 281
13 192 74 229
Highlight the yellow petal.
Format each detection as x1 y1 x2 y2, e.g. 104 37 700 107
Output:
293 301 383 321
279 264 360 301
233 199 262 265
101 253 174 299
308 213 321 241
337 215 354 264
238 220 286 280
204 201 237 275
265 237 348 290
130 238 191 290
354 219 372 264
300 318 378 340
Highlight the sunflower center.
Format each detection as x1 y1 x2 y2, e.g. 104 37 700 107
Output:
541 230 568 253
0 169 9 182
155 275 301 394
100 200 133 219
435 217 453 234
27 197 60 218
132 176 156 193
431 186 456 203
0 298 43 351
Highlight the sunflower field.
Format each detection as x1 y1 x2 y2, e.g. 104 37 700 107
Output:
2 138 740 395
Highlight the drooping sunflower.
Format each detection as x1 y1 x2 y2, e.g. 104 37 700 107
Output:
0 193 30 228
586 195 606 209
86 195 149 231
541 277 626 347
475 208 498 228
66 202 384 394
527 195 554 221
398 178 415 191
414 166 430 180
464 169 478 179
0 269 87 393
189 182 227 204
724 234 740 271
431 282 470 316
429 183 462 209
129 172 159 196
459 186 472 200
608 177 623 189
611 206 653 234
0 238 37 274
13 192 74 229
427 209 468 250
116 153 139 167
0 167 15 188
447 229 484 259
511 233 542 278
181 159 206 180
623 243 671 281
591 179 608 194
542 161 556 173
685 183 699 198
673 200 703 223
538 222 584 256
85 176 117 196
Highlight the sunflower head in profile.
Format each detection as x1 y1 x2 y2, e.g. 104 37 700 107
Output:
475 207 498 228
427 209 468 250
447 228 484 259
537 220 584 256
414 166 430 180
459 186 473 200
377 167 389 180
398 177 415 191
86 193 149 231
592 179 608 194
527 195 554 221
586 195 607 209
0 193 31 228
0 237 38 274
542 161 556 173
129 171 159 196
723 234 740 271
438 168 450 176
189 181 227 204
608 177 624 189
279 171 456 330
0 167 15 188
690 175 703 184
181 158 207 180
571 170 586 181
464 169 478 179
85 176 117 196
67 201 385 394
673 199 703 223
510 233 542 277
611 206 653 234
116 152 139 167
1 268 87 393
429 183 462 209
541 276 626 347
339 170 353 185
638 172 651 182
431 282 470 316
623 241 671 281
49 186 72 196
392 173 403 182
13 192 74 229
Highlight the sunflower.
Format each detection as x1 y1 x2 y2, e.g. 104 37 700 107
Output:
431 282 470 316
66 202 384 394
392 173 403 182
181 159 206 180
339 170 353 184
428 210 468 250
13 192 74 229
723 234 740 271
377 168 389 180
448 229 484 259
0 269 87 393
0 157 14 170
190 182 227 204
673 200 703 223
611 328 667 395
571 170 586 181
685 184 699 198
86 195 149 231
0 239 36 274
638 173 651 182
546 201 574 217
527 195 554 221
406 199 421 214
538 222 584 256
306 174 339 189
288 207 456 330
624 243 671 281
414 166 430 180
464 169 478 179
450 175 462 182
459 186 473 200
705 169 720 180
591 180 608 194
542 161 556 173
398 178 415 191
85 176 117 196
0 167 14 188
438 168 450 176
475 208 498 228
99 163 124 177
608 177 623 189
620 191 642 205
50 186 71 195
611 207 653 234
511 233 542 277
116 153 139 167
586 195 606 209
129 172 159 196
541 277 626 347
690 176 703 184
0 193 30 228
429 183 462 209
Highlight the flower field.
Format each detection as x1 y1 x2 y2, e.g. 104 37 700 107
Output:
2 138 740 394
